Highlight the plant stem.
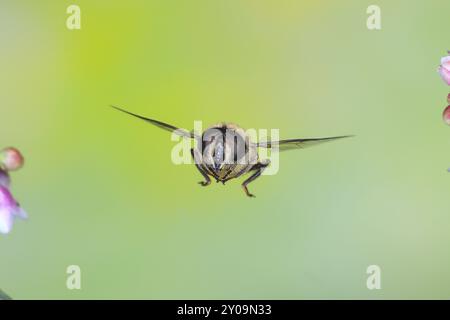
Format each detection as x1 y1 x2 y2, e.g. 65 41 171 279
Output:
0 289 11 300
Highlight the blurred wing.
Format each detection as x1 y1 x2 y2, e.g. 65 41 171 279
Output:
111 105 195 138
256 135 353 151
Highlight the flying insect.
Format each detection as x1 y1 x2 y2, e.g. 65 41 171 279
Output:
112 106 351 197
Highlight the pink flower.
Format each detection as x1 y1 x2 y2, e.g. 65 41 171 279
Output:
438 52 450 85
0 163 27 234
0 185 27 234
0 147 27 234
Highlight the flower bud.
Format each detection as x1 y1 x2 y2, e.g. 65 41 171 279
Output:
443 105 450 125
0 147 24 171
438 52 450 85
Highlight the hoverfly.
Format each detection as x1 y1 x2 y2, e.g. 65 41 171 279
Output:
112 106 351 197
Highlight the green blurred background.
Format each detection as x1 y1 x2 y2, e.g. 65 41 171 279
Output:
1 0 450 299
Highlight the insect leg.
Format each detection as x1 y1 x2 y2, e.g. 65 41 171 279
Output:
241 160 270 198
191 149 211 187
